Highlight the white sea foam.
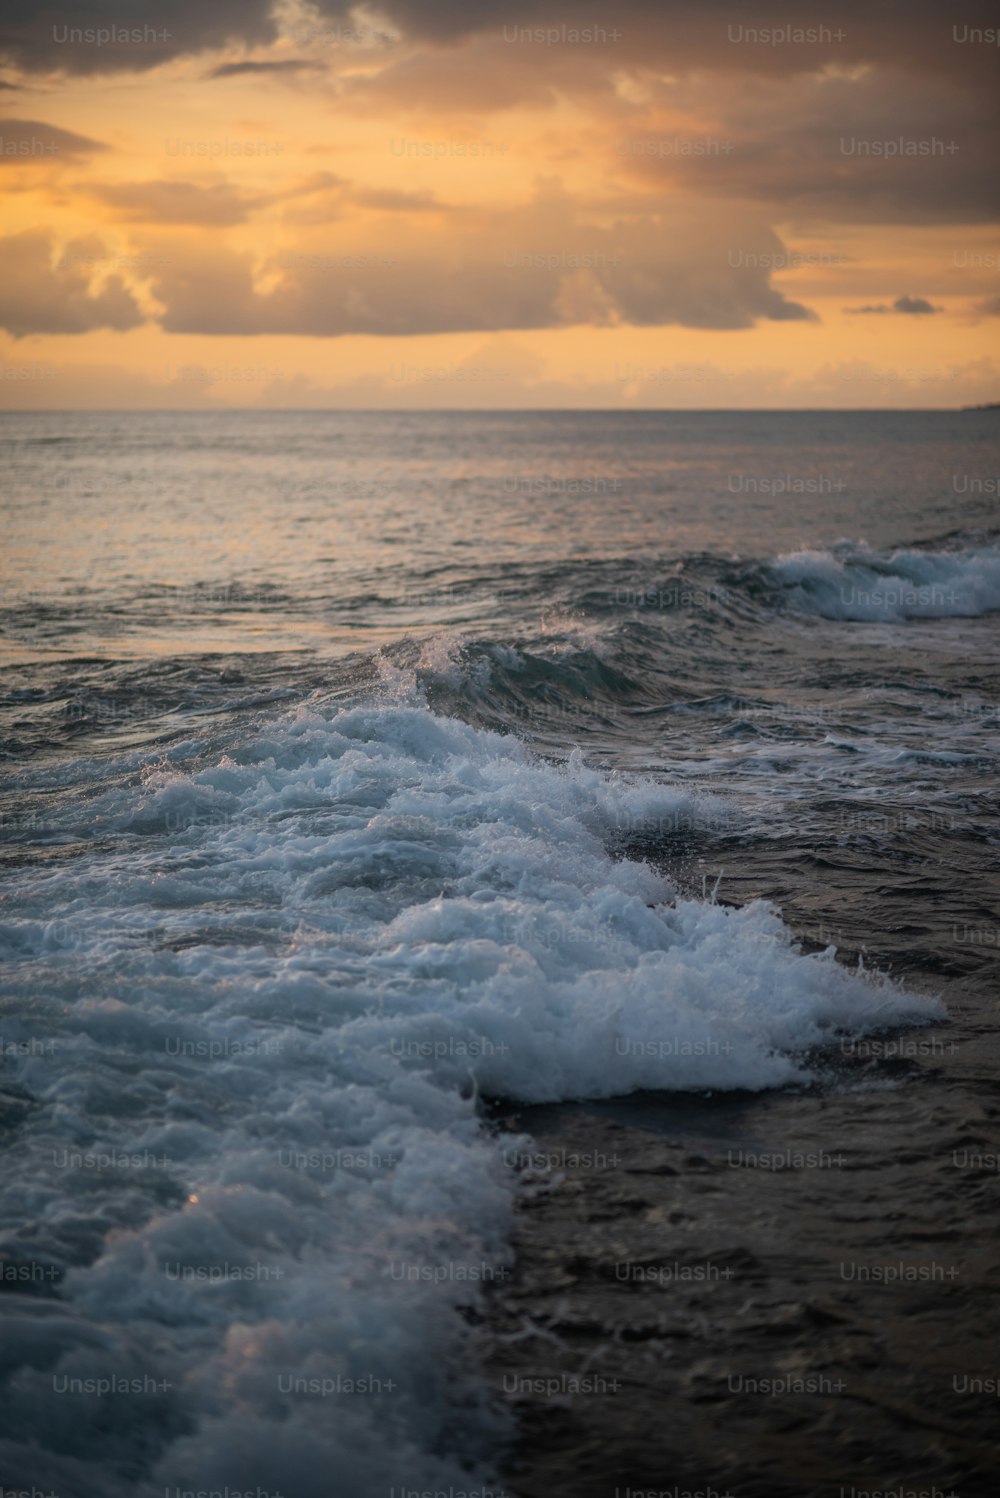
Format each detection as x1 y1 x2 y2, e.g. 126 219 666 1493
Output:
0 699 944 1495
772 542 1000 620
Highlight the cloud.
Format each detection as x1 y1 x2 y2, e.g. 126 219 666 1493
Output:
316 24 999 232
4 1 999 95
86 171 398 230
893 295 939 315
0 117 109 163
208 58 321 78
0 3 277 75
613 67 996 227
87 179 266 226
846 295 940 314
83 170 447 235
0 230 143 336
332 32 611 114
314 0 1000 102
302 0 996 72
972 294 1000 317
144 189 816 336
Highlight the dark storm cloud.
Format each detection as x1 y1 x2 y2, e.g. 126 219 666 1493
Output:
334 0 1000 88
0 230 143 335
846 296 941 314
4 0 999 86
0 1 276 75
0 117 108 162
616 67 997 226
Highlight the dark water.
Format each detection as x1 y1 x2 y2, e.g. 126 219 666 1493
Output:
1 411 998 1495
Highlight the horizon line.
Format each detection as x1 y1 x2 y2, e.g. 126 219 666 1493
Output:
0 405 995 416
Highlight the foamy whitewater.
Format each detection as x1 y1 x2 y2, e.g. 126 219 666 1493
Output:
2 409 997 1495
771 539 1000 620
0 679 943 1494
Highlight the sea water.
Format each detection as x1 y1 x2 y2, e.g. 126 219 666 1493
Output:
1 409 998 1495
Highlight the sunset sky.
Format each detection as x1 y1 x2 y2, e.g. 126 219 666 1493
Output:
1 1 998 409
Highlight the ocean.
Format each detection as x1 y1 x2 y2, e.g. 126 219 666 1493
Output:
1 409 999 1496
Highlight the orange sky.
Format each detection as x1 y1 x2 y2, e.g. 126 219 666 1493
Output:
1 1 998 408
